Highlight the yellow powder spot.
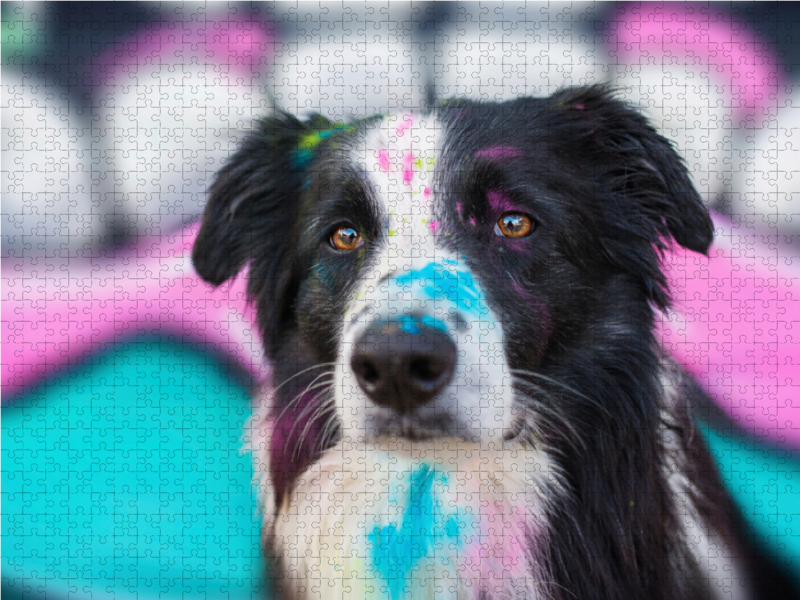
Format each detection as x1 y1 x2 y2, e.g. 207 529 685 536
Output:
414 157 423 169
389 230 397 237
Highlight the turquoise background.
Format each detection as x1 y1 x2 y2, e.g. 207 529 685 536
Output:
2 340 271 599
698 421 800 587
2 339 798 597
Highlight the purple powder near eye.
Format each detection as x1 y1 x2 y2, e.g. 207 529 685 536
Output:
486 190 514 213
575 103 585 110
474 146 523 160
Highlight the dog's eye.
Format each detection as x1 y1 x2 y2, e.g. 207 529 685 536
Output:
495 212 534 238
330 225 363 251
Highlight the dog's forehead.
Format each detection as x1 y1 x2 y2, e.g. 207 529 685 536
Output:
353 112 443 242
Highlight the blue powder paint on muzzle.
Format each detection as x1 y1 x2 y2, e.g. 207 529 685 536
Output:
368 464 464 600
396 314 449 335
393 260 489 319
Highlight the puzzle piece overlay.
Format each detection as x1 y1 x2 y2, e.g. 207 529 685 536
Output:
2 3 799 598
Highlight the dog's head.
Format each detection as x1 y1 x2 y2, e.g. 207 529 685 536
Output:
193 86 713 501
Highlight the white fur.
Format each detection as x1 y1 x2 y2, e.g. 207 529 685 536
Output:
272 439 560 600
658 369 751 600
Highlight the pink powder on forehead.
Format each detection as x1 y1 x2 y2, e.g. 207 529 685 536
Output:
377 149 390 172
402 152 415 185
427 221 440 234
475 146 523 160
423 187 431 199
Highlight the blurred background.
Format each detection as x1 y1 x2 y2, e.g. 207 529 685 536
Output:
2 2 798 598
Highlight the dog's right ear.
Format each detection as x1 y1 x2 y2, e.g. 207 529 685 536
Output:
193 111 309 285
192 111 320 354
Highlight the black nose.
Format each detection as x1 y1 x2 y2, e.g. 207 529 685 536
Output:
350 318 457 413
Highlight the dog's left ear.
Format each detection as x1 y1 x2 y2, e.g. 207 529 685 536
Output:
549 85 715 256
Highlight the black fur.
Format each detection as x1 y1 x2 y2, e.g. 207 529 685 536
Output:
193 86 789 599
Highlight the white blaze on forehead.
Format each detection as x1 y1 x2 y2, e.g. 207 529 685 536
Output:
359 112 442 245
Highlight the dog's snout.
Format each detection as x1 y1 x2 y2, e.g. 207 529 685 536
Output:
350 318 456 413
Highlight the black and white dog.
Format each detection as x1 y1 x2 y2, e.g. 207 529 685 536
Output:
192 86 779 599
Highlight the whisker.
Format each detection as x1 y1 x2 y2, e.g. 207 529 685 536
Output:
293 401 337 461
317 412 342 451
274 382 334 447
272 371 335 428
533 581 578 599
511 379 588 453
292 384 335 426
271 362 337 396
280 380 335 448
510 368 611 418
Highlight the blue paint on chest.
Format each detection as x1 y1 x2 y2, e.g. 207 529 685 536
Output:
393 260 489 318
368 464 465 600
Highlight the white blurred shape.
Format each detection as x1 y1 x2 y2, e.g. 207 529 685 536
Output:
434 2 609 101
613 62 733 205
93 17 272 238
729 90 800 241
271 40 422 121
2 70 111 257
270 4 423 120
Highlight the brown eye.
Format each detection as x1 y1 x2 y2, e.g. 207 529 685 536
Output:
495 212 534 238
330 225 363 251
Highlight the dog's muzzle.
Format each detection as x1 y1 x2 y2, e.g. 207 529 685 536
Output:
350 316 457 414
339 258 512 443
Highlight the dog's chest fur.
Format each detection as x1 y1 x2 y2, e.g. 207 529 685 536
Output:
272 442 557 600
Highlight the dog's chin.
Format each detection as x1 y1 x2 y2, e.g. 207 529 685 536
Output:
366 411 484 445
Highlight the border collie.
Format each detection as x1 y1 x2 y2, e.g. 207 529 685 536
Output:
192 86 771 599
